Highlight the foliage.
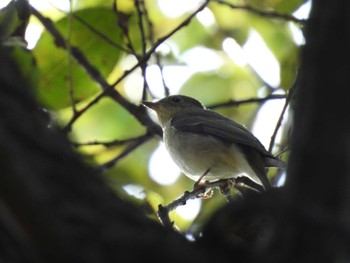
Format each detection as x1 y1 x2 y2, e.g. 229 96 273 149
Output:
1 0 305 230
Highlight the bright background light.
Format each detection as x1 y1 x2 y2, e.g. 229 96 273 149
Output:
157 0 203 18
222 37 248 67
243 30 281 87
180 46 224 72
123 184 146 199
175 198 201 220
289 1 312 45
148 142 181 185
0 0 12 8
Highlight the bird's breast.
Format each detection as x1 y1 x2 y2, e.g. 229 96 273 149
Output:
163 124 259 183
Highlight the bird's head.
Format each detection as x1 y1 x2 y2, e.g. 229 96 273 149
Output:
142 95 204 127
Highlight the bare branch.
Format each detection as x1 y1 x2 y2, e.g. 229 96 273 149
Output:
30 7 159 135
70 13 130 53
268 91 292 152
142 1 169 97
111 0 210 89
98 133 153 171
71 134 150 148
157 179 233 228
207 94 286 109
135 0 147 56
67 0 77 114
215 0 306 24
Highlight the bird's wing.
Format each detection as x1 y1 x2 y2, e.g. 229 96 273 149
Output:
171 109 272 157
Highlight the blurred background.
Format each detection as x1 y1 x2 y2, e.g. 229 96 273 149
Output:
0 0 310 231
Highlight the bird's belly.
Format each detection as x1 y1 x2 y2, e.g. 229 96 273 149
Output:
164 127 260 183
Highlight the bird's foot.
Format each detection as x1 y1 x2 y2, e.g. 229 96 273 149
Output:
218 179 234 202
192 180 213 199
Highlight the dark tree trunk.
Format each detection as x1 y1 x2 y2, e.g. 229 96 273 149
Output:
281 0 350 261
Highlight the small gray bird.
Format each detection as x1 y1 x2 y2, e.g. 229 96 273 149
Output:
142 95 285 191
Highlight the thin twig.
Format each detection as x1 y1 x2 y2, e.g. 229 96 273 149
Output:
50 2 131 53
142 0 169 97
157 179 232 227
67 0 77 114
135 0 147 56
70 13 130 53
268 88 294 152
32 0 208 133
62 0 209 130
113 0 137 54
111 0 210 88
71 134 150 148
135 0 151 100
207 94 286 109
30 7 154 134
215 0 306 24
98 133 152 171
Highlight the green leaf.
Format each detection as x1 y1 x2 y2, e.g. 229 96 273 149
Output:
33 8 123 109
180 68 261 125
72 97 145 142
245 0 304 13
209 4 250 45
171 18 211 53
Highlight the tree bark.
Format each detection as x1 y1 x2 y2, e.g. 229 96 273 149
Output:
281 1 350 261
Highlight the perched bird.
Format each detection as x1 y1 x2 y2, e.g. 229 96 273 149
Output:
142 95 285 191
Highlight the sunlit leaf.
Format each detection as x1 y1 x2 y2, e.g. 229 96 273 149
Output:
171 18 211 53
209 4 250 45
72 97 145 142
180 67 259 103
245 0 304 13
180 68 261 125
34 8 123 109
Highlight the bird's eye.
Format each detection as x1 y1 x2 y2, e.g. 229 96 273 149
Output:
171 96 182 103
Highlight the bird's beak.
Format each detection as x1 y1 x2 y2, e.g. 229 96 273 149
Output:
141 101 158 110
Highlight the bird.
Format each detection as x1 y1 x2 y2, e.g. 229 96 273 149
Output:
142 95 285 191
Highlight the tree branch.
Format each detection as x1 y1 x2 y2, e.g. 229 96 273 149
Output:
30 6 160 135
98 133 153 171
207 94 286 109
215 0 305 24
71 134 150 148
268 91 292 153
31 1 208 134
